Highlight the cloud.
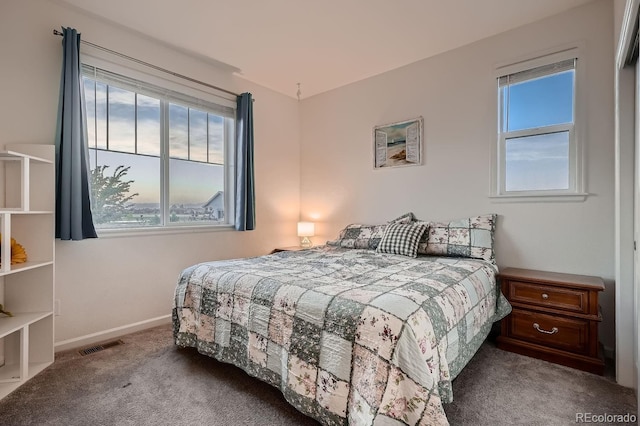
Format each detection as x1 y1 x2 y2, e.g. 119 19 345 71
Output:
85 78 230 166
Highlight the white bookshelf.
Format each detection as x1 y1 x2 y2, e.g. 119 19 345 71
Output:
0 144 54 399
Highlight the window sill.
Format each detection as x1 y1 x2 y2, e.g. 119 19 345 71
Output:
94 224 236 238
489 192 589 203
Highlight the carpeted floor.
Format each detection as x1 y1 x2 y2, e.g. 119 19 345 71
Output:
0 324 636 425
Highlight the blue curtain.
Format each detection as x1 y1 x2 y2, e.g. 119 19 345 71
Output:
55 27 97 240
235 93 255 231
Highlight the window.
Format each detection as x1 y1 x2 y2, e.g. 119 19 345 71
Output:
82 65 235 230
494 49 584 199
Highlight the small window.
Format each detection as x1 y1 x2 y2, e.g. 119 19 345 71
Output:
83 65 235 230
494 51 584 199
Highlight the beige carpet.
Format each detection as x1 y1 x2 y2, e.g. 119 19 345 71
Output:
0 324 636 425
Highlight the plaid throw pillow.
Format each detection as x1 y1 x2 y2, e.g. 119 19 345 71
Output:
376 222 428 258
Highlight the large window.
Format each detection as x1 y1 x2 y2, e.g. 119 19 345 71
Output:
495 50 584 198
82 65 235 229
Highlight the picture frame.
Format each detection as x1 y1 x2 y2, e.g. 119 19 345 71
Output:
373 117 423 169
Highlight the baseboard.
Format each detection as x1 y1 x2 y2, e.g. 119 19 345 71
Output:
54 315 172 352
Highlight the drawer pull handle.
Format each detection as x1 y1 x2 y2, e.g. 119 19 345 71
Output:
533 323 558 335
541 293 549 300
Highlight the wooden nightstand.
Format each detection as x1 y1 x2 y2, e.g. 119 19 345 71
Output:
496 267 605 375
270 246 306 254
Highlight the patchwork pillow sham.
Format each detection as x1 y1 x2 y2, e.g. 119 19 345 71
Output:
389 212 415 224
419 214 497 262
326 212 415 249
326 223 387 249
375 221 428 258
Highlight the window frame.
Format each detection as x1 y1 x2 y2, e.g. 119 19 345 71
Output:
491 46 588 202
80 51 237 236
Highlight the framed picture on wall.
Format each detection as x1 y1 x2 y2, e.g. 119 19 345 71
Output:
373 117 423 169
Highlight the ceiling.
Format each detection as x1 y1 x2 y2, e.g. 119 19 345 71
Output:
59 0 595 99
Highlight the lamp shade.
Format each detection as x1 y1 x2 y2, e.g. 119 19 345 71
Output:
297 222 315 237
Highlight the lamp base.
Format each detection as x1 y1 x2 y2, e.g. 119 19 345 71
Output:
300 237 313 248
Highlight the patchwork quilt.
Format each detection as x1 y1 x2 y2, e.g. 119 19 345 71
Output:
173 246 511 426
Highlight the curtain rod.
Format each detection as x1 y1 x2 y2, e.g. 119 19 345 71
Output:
52 29 242 99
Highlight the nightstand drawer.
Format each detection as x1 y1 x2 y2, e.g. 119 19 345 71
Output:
498 268 604 374
508 309 589 355
508 280 588 314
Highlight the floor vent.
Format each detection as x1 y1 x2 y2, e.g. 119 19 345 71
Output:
78 339 124 356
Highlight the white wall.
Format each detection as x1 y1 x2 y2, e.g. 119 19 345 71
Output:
0 0 301 346
300 0 617 351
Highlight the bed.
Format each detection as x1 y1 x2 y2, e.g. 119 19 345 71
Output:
173 214 511 425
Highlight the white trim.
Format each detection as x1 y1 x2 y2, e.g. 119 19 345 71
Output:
95 223 234 238
54 315 172 352
489 193 588 203
500 124 573 140
492 45 586 200
614 0 639 389
614 63 637 388
617 0 640 69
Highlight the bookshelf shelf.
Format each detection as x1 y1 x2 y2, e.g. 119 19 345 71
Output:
0 144 54 400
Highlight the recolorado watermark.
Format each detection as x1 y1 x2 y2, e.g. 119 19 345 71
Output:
576 412 637 423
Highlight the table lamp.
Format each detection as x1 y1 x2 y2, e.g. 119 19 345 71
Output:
297 222 315 248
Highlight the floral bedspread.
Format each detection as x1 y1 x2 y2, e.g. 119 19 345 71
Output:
173 246 511 425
